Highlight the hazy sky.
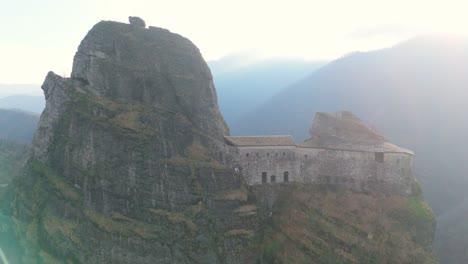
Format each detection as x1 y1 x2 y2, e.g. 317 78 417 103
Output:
1 0 468 86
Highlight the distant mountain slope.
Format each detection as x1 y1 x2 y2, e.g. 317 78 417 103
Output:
0 109 39 144
0 95 45 114
434 198 468 264
232 35 468 217
0 84 41 98
209 57 324 125
0 139 29 185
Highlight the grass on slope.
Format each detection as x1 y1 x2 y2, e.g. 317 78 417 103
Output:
258 184 437 264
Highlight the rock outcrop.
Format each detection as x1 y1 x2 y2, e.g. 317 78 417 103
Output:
12 19 256 264
71 20 228 140
302 111 412 153
9 18 438 264
128 16 146 28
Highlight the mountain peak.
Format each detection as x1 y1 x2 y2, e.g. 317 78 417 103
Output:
128 16 146 28
71 19 228 137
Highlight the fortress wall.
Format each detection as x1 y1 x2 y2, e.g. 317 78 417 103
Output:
234 146 299 185
231 146 413 194
298 148 381 184
382 152 414 195
298 148 413 193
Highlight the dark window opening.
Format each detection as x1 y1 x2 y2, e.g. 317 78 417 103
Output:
283 171 289 182
283 152 286 156
267 153 270 157
262 172 267 183
271 175 276 183
256 153 259 157
304 154 308 158
276 153 279 156
375 152 384 163
246 153 249 157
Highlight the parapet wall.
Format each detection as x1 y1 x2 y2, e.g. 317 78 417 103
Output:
228 145 413 195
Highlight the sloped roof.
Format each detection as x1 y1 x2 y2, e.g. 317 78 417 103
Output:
224 136 296 147
300 111 414 155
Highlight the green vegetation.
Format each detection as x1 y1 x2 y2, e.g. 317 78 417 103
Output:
83 208 160 240
404 197 434 225
0 139 29 185
389 196 436 250
0 140 31 263
149 209 198 234
30 160 81 203
224 229 254 238
0 211 23 263
255 185 437 263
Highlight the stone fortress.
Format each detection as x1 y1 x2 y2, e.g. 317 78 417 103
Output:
224 111 414 195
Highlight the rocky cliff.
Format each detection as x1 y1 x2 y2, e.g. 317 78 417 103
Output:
12 18 258 264
9 18 437 263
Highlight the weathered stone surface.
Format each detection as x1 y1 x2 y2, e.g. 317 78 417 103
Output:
301 111 413 153
72 20 228 140
12 20 254 263
128 16 146 28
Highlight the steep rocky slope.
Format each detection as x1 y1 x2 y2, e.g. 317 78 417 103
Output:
253 184 436 264
8 18 437 263
12 19 259 264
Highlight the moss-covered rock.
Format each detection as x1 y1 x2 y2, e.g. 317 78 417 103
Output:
8 17 437 264
10 18 259 264
251 184 437 264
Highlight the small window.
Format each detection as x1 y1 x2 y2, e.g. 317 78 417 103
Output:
262 172 267 183
275 153 279 156
304 154 308 158
256 153 259 157
271 175 276 183
283 152 286 156
267 153 270 157
246 153 249 157
283 171 289 182
375 152 384 163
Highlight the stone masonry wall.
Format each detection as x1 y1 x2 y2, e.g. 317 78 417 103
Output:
229 146 413 195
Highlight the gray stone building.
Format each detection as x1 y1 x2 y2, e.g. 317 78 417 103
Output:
225 111 414 195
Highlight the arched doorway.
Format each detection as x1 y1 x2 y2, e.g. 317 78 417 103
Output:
271 175 276 183
283 171 289 182
262 172 267 183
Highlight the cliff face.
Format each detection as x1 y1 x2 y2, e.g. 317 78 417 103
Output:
13 19 258 264
10 18 437 264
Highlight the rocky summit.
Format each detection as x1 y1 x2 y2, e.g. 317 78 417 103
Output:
13 18 252 264
9 17 437 263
